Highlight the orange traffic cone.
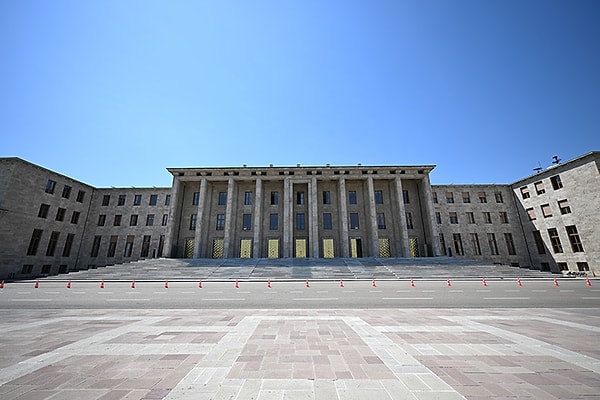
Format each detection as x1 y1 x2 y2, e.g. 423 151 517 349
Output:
305 280 310 288
340 279 344 288
410 279 415 287
586 278 592 287
131 280 136 289
447 279 452 287
34 280 39 289
66 280 71 289
267 280 271 289
371 279 376 288
235 280 239 289
198 280 203 289
0 280 4 289
482 278 487 287
517 278 522 287
553 278 559 287
164 280 169 289
100 279 105 289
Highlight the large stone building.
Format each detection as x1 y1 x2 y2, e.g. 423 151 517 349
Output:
0 152 598 280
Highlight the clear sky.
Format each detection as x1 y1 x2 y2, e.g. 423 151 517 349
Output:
1 0 599 188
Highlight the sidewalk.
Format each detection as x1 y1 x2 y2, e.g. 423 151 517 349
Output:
1 308 599 399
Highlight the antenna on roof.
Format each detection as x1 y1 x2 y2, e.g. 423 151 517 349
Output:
533 161 542 173
552 155 561 165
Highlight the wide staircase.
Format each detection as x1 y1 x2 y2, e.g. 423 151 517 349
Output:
44 257 557 281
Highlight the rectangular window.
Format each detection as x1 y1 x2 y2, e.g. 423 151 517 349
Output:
374 190 383 204
216 214 225 230
62 233 75 257
470 233 482 255
439 233 446 255
435 212 442 224
55 207 66 221
462 192 470 203
533 230 546 255
130 214 138 226
378 213 387 229
107 235 118 257
38 204 50 218
21 264 33 275
162 214 168 226
446 192 454 203
218 192 227 205
548 228 563 253
61 185 72 199
494 192 503 203
550 175 563 190
478 192 487 203
124 235 134 257
566 225 584 252
297 192 305 205
146 214 154 226
558 199 571 214
402 190 409 204
98 214 106 226
269 214 279 230
149 194 158 206
102 195 110 206
134 194 142 206
449 212 458 224
520 186 530 199
140 235 151 258
488 233 499 255
45 179 56 194
165 194 171 206
118 194 126 206
534 181 545 195
91 236 101 257
113 214 122 226
323 191 331 204
76 190 85 203
404 212 412 229
500 212 509 224
526 207 536 221
243 214 252 230
349 213 359 229
192 192 200 206
577 262 589 272
46 231 60 256
190 214 197 230
504 233 516 255
432 192 438 204
71 211 80 224
541 203 552 218
296 213 305 230
466 212 475 224
453 233 464 255
348 191 357 205
483 212 492 224
244 191 253 205
270 191 279 205
323 213 332 230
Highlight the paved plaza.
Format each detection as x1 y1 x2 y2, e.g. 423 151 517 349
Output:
1 307 599 399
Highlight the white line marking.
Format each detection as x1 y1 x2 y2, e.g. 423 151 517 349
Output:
382 297 433 300
202 298 246 301
293 298 338 301
105 299 150 302
484 297 531 300
533 290 547 292
11 299 52 302
581 297 600 300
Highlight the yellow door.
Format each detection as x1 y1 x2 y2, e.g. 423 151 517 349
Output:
184 239 194 258
268 239 279 258
295 239 306 258
240 239 252 258
409 238 419 257
323 239 334 258
212 239 224 259
379 238 391 257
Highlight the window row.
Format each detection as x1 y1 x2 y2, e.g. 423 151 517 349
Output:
525 199 571 220
520 174 563 200
102 193 171 207
37 204 80 224
45 179 86 203
433 190 504 204
532 225 584 255
90 234 165 258
439 232 516 256
436 211 509 225
26 229 76 257
97 213 168 227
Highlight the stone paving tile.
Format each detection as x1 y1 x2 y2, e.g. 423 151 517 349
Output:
0 308 599 399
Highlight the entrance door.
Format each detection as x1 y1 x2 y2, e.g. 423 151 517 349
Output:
409 237 419 257
212 239 224 258
268 239 279 258
379 238 391 257
323 239 334 258
184 239 194 258
350 238 363 258
295 239 307 258
240 239 252 258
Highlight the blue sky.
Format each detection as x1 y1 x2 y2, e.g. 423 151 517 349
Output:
1 0 599 188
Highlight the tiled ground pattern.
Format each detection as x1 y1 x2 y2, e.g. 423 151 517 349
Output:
0 309 598 399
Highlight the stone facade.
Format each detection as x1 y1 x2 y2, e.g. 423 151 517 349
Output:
0 153 598 280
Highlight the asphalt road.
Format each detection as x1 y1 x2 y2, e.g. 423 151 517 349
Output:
1 278 599 309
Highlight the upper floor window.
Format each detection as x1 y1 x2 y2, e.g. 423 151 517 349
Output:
402 190 409 204
162 214 168 226
297 192 305 205
149 194 158 206
526 207 536 221
134 194 142 206
432 192 438 203
499 211 509 224
38 204 50 218
446 192 454 203
541 203 552 218
323 213 332 230
165 194 171 206
71 211 80 224
558 199 571 215
244 191 253 206
323 191 331 204
378 213 387 229
118 194 126 206
348 191 357 205
192 192 200 206
520 186 530 199
349 213 359 229
534 181 545 195
102 195 110 206
242 214 252 230
269 214 279 230
449 212 458 224
270 191 279 205
61 185 72 199
494 192 503 203
45 179 56 194
483 212 492 224
566 225 584 252
146 214 154 226
462 192 470 203
466 212 475 224
76 190 86 203
216 214 225 230
550 175 563 190
548 228 563 253
218 192 227 205
296 213 305 230
374 190 383 204
478 192 487 203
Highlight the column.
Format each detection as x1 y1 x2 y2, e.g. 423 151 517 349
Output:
308 177 319 257
163 176 182 257
283 177 293 258
252 178 262 258
394 177 410 257
419 174 441 256
338 177 350 257
193 178 208 258
366 177 379 257
222 178 235 258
